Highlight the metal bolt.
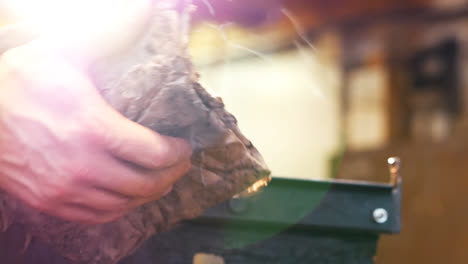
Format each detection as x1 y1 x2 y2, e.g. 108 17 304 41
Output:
373 208 388 224
387 157 398 166
387 157 401 186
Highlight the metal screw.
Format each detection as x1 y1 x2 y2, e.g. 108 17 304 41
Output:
387 157 398 166
387 157 401 186
373 208 388 224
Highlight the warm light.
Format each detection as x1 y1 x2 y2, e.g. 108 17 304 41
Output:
234 175 272 198
5 0 114 33
3 0 152 61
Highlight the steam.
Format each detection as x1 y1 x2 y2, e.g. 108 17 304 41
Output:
206 23 274 63
280 8 318 53
201 0 215 16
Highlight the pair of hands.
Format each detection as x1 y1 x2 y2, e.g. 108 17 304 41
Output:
0 5 192 224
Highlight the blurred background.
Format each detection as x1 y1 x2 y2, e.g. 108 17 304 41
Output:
188 0 468 263
1 0 468 263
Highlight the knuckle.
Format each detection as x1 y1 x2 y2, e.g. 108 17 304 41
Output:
75 168 93 182
87 119 108 145
73 117 109 147
97 125 126 155
65 162 94 183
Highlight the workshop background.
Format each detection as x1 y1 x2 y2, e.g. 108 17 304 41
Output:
1 0 468 263
188 0 468 263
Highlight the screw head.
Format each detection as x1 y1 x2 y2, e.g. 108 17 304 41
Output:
387 157 399 166
373 208 388 224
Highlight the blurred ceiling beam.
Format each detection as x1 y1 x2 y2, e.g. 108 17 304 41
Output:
0 0 458 29
191 0 453 28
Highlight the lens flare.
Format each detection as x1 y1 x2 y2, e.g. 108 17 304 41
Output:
3 0 152 62
5 0 115 33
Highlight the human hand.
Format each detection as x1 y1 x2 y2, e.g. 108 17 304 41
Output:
0 43 192 224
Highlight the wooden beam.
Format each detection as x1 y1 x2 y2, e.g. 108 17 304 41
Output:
192 0 433 27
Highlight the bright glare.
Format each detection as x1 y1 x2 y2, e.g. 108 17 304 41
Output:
3 0 151 61
5 0 116 33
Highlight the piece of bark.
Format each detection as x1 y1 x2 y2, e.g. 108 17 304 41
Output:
0 1 271 264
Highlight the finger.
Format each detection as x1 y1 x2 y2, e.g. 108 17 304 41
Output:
1 172 125 224
67 183 173 217
68 186 132 212
83 156 191 199
108 159 190 199
102 112 192 170
129 185 174 209
52 203 125 224
73 182 174 213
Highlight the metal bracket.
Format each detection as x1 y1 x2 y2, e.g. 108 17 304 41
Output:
198 157 402 234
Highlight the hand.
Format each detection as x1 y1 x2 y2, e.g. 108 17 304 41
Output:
0 43 192 224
